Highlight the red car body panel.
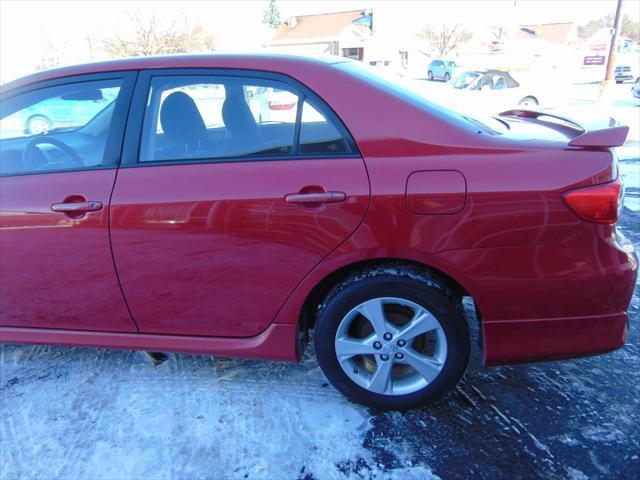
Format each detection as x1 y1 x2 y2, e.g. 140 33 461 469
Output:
109 158 369 337
0 54 637 366
0 170 137 332
0 323 299 361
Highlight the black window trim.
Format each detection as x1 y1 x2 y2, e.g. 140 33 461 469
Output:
0 71 138 178
120 68 360 169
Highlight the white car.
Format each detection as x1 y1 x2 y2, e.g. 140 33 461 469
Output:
248 86 297 123
445 69 541 112
248 87 324 124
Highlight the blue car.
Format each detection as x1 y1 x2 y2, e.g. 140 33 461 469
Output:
427 59 457 82
18 88 117 135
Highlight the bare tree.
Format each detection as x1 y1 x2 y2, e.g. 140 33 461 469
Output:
103 13 216 58
36 30 63 70
418 24 473 57
578 14 639 42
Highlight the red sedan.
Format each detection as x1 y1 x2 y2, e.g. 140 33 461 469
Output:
0 55 636 409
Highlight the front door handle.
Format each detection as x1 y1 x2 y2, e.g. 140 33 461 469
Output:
51 201 103 213
284 192 346 204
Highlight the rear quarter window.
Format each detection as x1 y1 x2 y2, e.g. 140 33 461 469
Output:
299 100 350 155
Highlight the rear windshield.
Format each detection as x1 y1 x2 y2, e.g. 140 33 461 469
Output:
336 60 506 135
452 71 482 90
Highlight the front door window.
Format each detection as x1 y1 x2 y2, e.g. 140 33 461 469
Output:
1 80 121 176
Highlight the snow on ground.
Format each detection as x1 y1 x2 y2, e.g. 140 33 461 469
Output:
0 339 443 479
619 142 640 213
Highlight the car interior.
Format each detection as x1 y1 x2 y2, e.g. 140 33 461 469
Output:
141 78 350 162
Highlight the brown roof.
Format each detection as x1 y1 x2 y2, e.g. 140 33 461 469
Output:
517 22 574 44
272 10 365 41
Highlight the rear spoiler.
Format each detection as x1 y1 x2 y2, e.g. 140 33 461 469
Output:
500 109 629 148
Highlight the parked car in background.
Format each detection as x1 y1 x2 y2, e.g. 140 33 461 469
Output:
248 86 324 123
368 60 408 79
9 90 117 136
248 86 298 123
443 69 541 112
427 59 457 81
632 77 640 99
615 64 638 84
0 55 636 410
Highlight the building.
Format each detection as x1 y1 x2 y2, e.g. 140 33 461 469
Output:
265 10 373 59
517 22 577 45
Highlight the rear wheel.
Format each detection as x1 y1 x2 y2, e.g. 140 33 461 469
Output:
427 71 434 81
314 269 470 410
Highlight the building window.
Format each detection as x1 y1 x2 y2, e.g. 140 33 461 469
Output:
341 48 363 61
399 50 409 68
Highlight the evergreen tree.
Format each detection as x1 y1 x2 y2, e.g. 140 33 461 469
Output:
262 0 281 30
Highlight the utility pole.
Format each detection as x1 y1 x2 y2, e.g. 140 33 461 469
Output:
600 0 623 100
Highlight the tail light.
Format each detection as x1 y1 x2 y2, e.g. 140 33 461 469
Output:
268 101 295 110
562 179 623 224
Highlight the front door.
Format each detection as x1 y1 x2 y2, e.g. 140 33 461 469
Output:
434 61 444 79
110 71 369 337
0 73 138 332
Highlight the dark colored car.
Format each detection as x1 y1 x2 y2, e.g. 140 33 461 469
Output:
615 65 636 84
0 55 636 409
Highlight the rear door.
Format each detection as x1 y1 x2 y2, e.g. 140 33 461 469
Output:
110 70 369 337
0 72 138 332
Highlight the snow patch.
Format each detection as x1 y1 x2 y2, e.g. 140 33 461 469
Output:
0 345 441 480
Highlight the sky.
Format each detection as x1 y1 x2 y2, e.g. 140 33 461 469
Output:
1 0 638 82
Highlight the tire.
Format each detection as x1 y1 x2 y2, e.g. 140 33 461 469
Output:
314 267 470 410
444 72 451 82
518 96 538 107
616 80 623 84
26 115 52 135
427 71 434 81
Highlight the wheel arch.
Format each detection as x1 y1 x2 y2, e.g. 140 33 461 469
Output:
518 95 539 105
296 257 476 334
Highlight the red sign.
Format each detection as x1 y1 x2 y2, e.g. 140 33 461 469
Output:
589 43 607 53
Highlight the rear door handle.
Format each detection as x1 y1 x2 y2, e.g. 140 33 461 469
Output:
284 192 346 204
51 201 103 213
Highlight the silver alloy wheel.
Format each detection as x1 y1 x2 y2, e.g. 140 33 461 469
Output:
334 297 447 396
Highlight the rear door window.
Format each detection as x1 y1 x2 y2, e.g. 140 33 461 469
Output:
140 76 299 162
137 72 356 163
